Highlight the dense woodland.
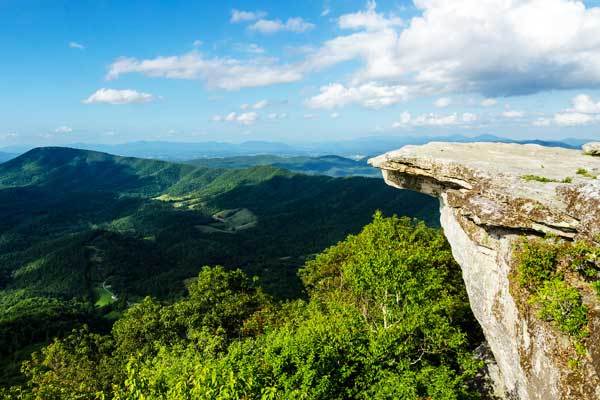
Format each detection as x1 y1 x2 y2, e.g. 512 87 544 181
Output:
2 212 486 399
0 148 451 395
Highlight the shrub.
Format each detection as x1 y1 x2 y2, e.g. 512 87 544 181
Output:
530 279 588 339
514 238 561 290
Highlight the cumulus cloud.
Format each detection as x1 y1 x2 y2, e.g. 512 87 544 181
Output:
252 99 269 109
193 40 203 47
54 126 73 133
307 0 600 107
330 112 340 119
554 112 596 126
212 111 258 125
69 41 85 49
230 9 266 23
502 110 525 118
533 94 600 126
571 94 600 114
338 0 402 31
481 98 498 107
462 112 478 123
106 52 302 91
83 88 156 105
249 17 315 34
306 82 410 109
392 111 477 127
107 0 600 106
434 97 451 108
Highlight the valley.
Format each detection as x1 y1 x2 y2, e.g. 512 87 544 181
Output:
0 147 438 388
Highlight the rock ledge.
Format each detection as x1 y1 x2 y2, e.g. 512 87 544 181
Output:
370 142 600 400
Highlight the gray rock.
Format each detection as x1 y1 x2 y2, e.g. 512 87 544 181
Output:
583 142 600 156
369 142 600 400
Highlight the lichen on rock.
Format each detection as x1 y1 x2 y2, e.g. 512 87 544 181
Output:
369 142 600 400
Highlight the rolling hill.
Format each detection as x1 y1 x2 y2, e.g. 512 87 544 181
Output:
0 147 438 385
186 154 379 177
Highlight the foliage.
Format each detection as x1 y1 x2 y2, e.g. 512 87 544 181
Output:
530 279 588 338
576 168 597 179
520 174 557 183
0 147 440 386
6 214 486 399
514 236 599 342
514 238 561 289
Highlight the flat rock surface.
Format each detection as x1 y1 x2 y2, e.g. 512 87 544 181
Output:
369 142 600 238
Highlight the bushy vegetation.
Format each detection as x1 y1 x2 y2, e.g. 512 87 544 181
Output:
520 175 572 184
2 214 485 399
0 147 440 388
576 168 597 179
514 237 600 344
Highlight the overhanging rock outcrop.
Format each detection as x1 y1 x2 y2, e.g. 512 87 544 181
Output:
369 142 600 400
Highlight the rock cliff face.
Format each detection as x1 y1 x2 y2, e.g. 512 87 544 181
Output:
369 142 600 400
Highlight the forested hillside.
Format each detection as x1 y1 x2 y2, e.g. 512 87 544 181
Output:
2 213 486 399
0 147 439 389
186 154 379 177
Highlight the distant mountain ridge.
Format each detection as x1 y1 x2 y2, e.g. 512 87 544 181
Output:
1 134 592 162
0 152 16 163
186 154 379 177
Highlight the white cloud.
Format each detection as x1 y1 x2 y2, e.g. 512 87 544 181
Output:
321 7 331 17
554 112 596 126
502 110 525 118
307 82 410 109
338 0 402 31
55 126 73 134
108 0 600 103
230 9 266 23
252 99 269 109
303 114 318 120
532 118 552 127
532 94 600 126
306 0 600 105
481 98 497 107
330 112 340 119
434 97 451 108
242 43 265 54
83 88 156 105
237 112 259 125
106 52 302 91
193 40 203 47
462 112 478 123
241 100 268 110
250 17 315 34
393 111 478 128
571 94 600 114
0 132 18 140
267 113 287 120
69 41 85 49
213 111 259 125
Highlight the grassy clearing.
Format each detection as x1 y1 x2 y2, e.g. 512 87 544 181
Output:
94 286 116 307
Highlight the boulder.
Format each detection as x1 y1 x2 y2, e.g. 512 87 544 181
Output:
583 142 600 156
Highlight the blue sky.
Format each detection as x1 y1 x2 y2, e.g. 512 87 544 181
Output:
2 0 600 146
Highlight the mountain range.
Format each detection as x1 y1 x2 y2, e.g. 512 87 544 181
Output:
0 134 592 162
0 146 438 385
